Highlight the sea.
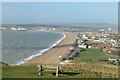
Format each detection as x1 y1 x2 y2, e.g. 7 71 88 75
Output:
2 30 66 66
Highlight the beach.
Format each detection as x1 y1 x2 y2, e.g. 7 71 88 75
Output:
26 32 76 65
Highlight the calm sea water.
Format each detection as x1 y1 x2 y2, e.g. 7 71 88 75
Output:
2 30 65 65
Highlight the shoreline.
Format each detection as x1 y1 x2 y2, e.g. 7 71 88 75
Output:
2 31 76 66
8 31 66 66
25 31 76 65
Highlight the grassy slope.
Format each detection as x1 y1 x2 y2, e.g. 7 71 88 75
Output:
2 65 96 78
2 48 118 78
2 63 118 78
3 65 55 78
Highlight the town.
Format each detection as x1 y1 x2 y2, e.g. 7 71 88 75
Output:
76 28 119 66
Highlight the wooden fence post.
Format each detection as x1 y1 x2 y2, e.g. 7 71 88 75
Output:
59 66 62 72
56 66 59 77
38 65 42 76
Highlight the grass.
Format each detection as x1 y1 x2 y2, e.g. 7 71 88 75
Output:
2 48 119 78
79 48 110 59
72 48 114 64
3 64 64 78
69 48 118 78
3 64 118 78
3 65 39 78
2 64 99 78
63 63 118 78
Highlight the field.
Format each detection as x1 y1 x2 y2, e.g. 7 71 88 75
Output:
72 48 117 63
78 48 110 59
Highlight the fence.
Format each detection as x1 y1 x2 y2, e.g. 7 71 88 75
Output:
38 64 62 77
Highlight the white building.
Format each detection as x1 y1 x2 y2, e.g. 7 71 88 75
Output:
78 43 91 48
79 44 87 48
11 27 17 30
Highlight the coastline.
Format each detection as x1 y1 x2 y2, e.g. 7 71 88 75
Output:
25 31 76 65
2 31 76 66
9 31 66 66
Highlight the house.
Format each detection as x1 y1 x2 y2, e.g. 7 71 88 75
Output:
79 43 87 48
78 43 91 48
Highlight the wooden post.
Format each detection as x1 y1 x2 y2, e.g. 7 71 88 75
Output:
38 65 42 76
56 66 59 77
59 66 62 73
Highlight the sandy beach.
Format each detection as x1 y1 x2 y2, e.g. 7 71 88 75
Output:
26 32 77 65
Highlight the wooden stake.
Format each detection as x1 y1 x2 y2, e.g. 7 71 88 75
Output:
56 66 59 77
38 65 42 76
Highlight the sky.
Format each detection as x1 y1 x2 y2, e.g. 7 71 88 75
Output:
2 2 118 24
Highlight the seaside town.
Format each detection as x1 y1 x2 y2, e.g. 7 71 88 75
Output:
1 24 119 78
1 25 119 64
